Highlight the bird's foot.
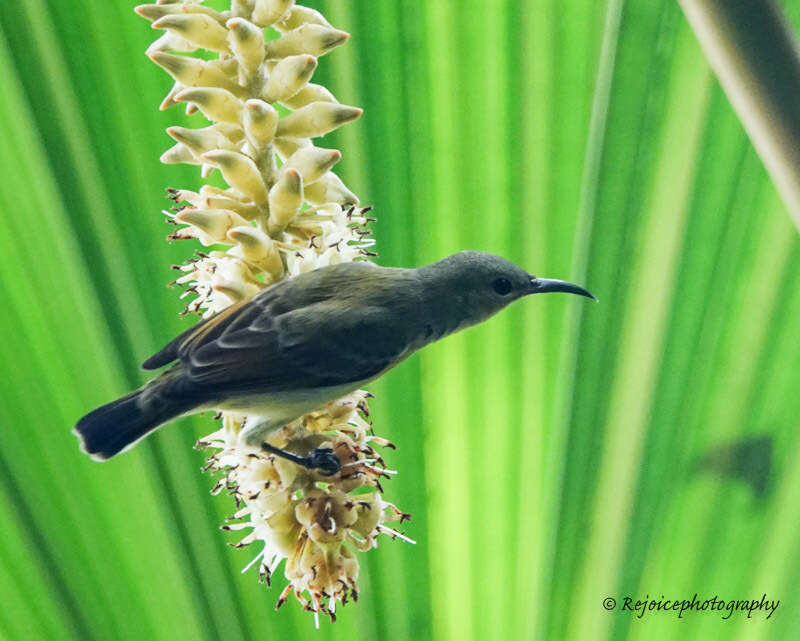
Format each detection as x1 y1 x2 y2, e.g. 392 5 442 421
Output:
306 447 341 476
261 442 341 476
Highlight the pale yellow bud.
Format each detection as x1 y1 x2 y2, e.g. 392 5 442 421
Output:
231 0 255 16
203 194 261 220
264 24 349 59
266 501 302 552
214 122 246 144
135 3 226 25
146 31 196 55
226 18 265 75
263 54 317 103
275 102 362 139
168 188 202 207
350 494 382 539
175 208 250 243
252 0 295 27
166 126 238 156
227 226 284 277
282 83 337 109
283 146 340 185
160 142 200 165
207 57 240 78
175 87 243 124
304 171 359 206
159 81 184 111
268 168 303 233
152 14 231 53
276 5 331 31
213 280 249 302
198 184 229 198
201 150 269 205
148 52 239 93
273 136 311 159
243 99 279 149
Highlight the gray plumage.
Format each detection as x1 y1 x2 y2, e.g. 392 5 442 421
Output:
75 251 593 461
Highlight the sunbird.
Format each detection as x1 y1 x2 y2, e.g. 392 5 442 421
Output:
75 251 594 473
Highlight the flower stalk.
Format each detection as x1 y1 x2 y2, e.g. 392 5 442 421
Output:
137 0 412 623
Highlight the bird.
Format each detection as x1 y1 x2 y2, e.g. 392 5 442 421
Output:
74 250 594 473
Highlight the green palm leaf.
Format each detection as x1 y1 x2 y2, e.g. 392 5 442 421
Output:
0 1 798 639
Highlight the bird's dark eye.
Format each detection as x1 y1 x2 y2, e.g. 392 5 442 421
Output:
492 277 513 296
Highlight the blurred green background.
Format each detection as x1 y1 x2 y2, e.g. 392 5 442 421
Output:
1 0 799 639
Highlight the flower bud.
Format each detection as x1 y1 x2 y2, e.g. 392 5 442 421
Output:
175 208 250 243
283 146 340 185
201 150 269 205
198 184 229 199
175 87 243 124
276 5 331 31
266 500 302 549
243 99 278 149
268 168 303 233
230 0 254 17
166 126 238 156
213 281 248 302
168 188 202 207
160 142 200 165
304 171 359 206
282 83 337 109
291 538 324 581
159 81 184 111
252 0 295 27
203 194 261 220
211 260 263 302
207 56 240 78
152 14 231 53
214 122 246 144
275 102 362 139
226 18 265 75
264 24 349 59
263 54 317 103
273 136 310 159
350 494 382 539
148 52 239 93
146 31 196 55
135 3 226 25
227 226 284 277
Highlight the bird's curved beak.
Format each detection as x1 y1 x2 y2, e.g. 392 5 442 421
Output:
529 277 596 300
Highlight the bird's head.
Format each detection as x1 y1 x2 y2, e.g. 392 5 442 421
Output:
423 250 595 329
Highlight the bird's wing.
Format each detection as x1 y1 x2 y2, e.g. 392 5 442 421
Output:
142 261 379 372
142 279 410 393
184 299 410 393
141 299 248 370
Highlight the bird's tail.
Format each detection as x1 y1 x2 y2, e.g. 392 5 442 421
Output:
74 381 194 461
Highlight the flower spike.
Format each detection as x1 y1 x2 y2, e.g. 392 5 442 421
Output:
139 1 409 621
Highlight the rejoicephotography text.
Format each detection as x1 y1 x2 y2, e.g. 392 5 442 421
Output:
603 593 780 620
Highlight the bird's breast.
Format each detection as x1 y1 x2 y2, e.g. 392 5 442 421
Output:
217 381 365 417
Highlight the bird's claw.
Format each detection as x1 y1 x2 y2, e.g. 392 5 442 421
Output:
308 447 341 476
260 441 341 476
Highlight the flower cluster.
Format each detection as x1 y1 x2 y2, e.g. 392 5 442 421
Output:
136 0 412 623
